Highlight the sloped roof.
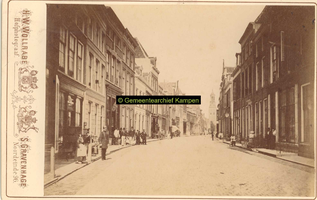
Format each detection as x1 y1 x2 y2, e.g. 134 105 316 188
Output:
159 82 177 95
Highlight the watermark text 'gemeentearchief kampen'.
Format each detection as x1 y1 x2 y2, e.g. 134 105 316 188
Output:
116 96 201 104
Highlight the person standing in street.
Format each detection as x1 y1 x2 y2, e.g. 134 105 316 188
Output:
142 129 147 145
114 127 119 145
136 130 140 145
271 128 276 149
230 134 236 146
119 128 123 145
76 134 86 164
111 126 116 145
211 131 214 141
267 127 271 149
99 126 109 160
121 128 126 146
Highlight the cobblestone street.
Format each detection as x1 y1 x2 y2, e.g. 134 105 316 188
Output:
45 136 315 197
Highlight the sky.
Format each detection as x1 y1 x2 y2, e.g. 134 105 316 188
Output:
109 3 266 116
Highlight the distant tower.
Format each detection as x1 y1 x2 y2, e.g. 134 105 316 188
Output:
209 91 216 129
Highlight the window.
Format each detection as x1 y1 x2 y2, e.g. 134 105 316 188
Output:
88 54 93 87
77 15 84 32
106 53 109 80
122 70 125 94
261 36 264 51
68 34 75 77
249 42 252 55
88 18 93 40
117 37 121 48
106 96 110 126
126 74 129 95
100 106 104 134
280 31 285 62
126 50 130 65
280 90 287 142
256 62 259 91
102 33 106 53
76 42 83 82
67 95 75 127
261 57 264 88
96 59 100 91
272 45 280 82
101 65 105 94
255 44 258 58
245 43 248 60
130 54 134 69
302 84 313 143
96 25 100 47
95 104 98 136
116 61 119 86
111 57 114 82
130 76 133 95
88 102 92 128
59 26 66 70
75 98 82 127
123 43 126 61
287 87 295 142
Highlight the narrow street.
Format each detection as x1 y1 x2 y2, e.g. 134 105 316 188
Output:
45 136 314 197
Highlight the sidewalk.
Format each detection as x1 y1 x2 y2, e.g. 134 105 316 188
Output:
220 139 314 168
44 138 159 187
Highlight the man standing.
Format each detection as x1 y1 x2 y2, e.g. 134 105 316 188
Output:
131 127 135 144
267 127 271 149
121 128 126 146
136 130 140 145
114 127 119 145
99 126 109 160
111 126 116 145
142 129 147 145
272 128 276 149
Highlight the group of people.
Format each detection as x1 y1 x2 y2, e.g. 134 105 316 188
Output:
76 126 149 163
111 127 147 146
135 130 147 145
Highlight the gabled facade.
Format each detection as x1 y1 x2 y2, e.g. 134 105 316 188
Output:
218 60 235 140
232 6 315 158
46 5 138 168
135 38 160 137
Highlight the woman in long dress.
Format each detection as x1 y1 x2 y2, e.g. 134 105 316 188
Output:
76 134 86 164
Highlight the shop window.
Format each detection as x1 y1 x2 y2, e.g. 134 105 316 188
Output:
287 87 295 142
67 95 75 127
75 98 82 127
280 90 287 142
302 84 313 143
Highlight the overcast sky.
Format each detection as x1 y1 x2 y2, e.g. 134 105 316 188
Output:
109 3 265 116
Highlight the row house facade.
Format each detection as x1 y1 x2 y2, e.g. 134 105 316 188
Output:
231 6 315 158
134 65 150 134
159 81 187 136
135 38 160 137
158 85 170 133
217 62 235 140
46 5 137 164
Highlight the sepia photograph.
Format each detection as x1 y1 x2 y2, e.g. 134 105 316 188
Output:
2 0 316 199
